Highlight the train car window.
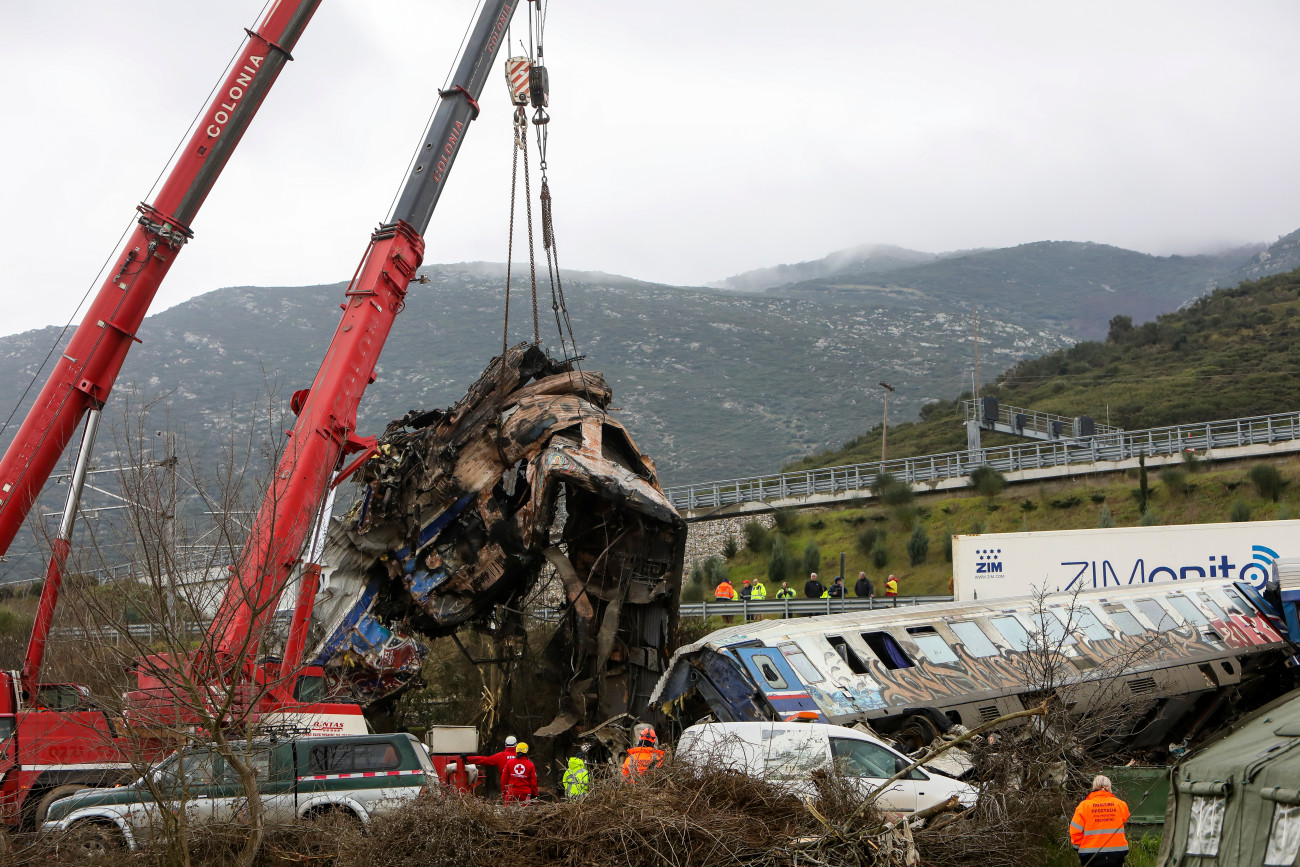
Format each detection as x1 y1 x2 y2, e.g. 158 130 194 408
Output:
1053 606 1112 642
1104 606 1147 637
781 644 825 683
950 622 1000 657
826 636 871 674
1218 586 1257 617
750 653 789 689
1168 596 1209 627
906 626 959 665
1135 599 1178 632
1032 611 1077 646
1195 592 1229 622
860 632 914 670
990 616 1033 652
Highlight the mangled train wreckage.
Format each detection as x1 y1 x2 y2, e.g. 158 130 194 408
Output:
650 578 1299 756
302 344 687 739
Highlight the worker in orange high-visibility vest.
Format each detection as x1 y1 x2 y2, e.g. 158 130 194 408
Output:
1069 775 1130 866
622 727 665 781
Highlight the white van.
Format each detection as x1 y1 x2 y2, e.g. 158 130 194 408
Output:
675 721 977 814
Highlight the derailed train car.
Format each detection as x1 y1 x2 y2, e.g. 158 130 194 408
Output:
303 345 687 738
650 578 1298 755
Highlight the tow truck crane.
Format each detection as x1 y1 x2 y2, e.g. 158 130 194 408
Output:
1 0 538 830
0 1 324 830
123 0 531 739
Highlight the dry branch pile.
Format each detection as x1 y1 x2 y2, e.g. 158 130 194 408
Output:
326 760 927 867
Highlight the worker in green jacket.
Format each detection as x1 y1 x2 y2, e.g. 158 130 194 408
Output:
562 754 590 798
751 580 767 600
775 582 796 599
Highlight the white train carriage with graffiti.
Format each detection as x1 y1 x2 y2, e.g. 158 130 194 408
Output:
650 578 1296 754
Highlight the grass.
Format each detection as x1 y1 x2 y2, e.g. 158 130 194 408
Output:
702 455 1300 598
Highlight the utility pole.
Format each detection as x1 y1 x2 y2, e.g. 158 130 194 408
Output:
973 308 980 401
879 382 895 462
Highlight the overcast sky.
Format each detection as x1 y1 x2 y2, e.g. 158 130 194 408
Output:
3 0 1299 338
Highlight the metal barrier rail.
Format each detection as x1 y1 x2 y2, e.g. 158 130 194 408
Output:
666 410 1300 513
679 595 953 619
961 398 1122 439
51 622 206 644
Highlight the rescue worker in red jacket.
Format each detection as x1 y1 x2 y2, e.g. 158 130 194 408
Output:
1069 775 1130 866
469 735 535 803
622 727 665 780
502 742 538 803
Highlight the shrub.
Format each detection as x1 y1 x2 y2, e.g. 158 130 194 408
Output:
802 539 822 576
688 559 706 586
1160 467 1188 499
722 537 738 559
842 514 868 527
872 472 914 507
808 519 825 530
769 536 791 584
943 527 954 563
892 504 919 529
1140 509 1161 526
969 465 1007 500
1050 496 1082 509
742 521 771 554
680 582 704 602
856 527 885 554
1249 464 1287 502
1089 493 1106 503
907 525 930 566
1230 500 1253 522
870 538 889 569
1098 505 1114 528
771 507 799 534
1020 499 1038 512
1182 449 1201 470
704 557 727 586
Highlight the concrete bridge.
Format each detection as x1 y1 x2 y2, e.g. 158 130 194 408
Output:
665 410 1300 522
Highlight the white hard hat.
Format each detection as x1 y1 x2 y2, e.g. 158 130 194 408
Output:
505 736 517 746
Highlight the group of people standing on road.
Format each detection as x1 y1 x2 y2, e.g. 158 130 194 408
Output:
715 571 900 605
800 570 899 600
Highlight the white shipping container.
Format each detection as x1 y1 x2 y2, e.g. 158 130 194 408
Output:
951 519 1300 602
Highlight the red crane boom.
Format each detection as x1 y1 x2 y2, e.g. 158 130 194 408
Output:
209 0 524 671
0 1 323 556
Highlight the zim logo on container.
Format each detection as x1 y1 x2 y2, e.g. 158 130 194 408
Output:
974 548 1003 576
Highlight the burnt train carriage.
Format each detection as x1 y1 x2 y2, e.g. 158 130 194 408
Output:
650 579 1295 754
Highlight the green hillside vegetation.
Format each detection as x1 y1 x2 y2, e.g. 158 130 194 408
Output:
790 268 1300 471
685 455 1300 601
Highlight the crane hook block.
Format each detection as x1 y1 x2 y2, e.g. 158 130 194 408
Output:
505 57 532 106
529 65 549 109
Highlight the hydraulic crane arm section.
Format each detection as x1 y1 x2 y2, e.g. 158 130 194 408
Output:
0 1 323 556
211 0 521 664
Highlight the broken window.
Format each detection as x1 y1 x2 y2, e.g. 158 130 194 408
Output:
949 621 999 657
907 626 958 665
1168 595 1209 627
860 632 913 670
1218 586 1258 617
1186 795 1226 857
1134 598 1178 632
826 636 871 674
990 616 1033 652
